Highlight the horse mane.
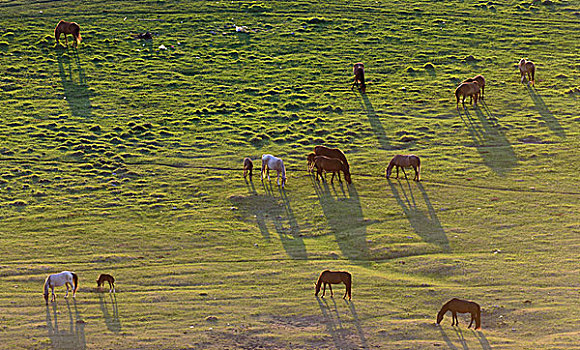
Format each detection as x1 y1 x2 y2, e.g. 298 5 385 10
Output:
315 270 330 292
71 272 79 293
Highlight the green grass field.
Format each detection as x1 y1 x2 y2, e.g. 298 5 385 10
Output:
0 0 579 349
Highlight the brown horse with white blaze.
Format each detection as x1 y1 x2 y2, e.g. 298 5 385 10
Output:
352 62 366 93
315 270 352 300
386 155 421 181
313 156 351 184
55 20 82 48
437 298 481 329
519 58 536 85
455 81 480 107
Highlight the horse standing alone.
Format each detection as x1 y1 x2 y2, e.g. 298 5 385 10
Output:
518 58 536 86
437 298 481 329
43 271 79 305
386 155 421 181
352 62 366 93
243 157 253 178
96 274 116 293
55 20 82 48
455 81 481 107
261 154 286 188
315 270 352 300
313 156 351 184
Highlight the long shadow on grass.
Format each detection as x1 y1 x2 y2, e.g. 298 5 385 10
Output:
525 84 565 138
312 178 370 262
45 299 86 349
98 293 121 333
359 93 392 150
56 48 92 117
316 297 368 349
232 179 306 259
458 105 517 175
388 179 449 252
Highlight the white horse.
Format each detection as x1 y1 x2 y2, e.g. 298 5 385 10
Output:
44 271 78 305
261 154 286 188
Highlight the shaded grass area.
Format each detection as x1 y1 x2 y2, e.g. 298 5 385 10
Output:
0 0 579 349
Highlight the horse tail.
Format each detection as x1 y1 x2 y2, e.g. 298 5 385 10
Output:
416 156 421 181
261 155 266 177
345 272 352 299
71 272 79 294
43 276 50 295
455 87 460 105
531 65 535 84
475 304 481 329
75 30 82 45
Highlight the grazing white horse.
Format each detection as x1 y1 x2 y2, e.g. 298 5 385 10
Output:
44 271 78 305
261 154 286 188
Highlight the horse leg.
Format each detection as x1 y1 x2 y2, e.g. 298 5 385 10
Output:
337 171 342 183
452 311 458 326
64 34 69 48
395 166 399 179
321 283 326 297
413 166 418 181
468 314 474 328
330 172 335 183
109 281 113 293
401 167 408 180
51 287 56 302
64 283 70 298
276 170 280 186
328 283 334 297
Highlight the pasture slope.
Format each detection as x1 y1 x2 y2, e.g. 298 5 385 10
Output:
0 0 579 349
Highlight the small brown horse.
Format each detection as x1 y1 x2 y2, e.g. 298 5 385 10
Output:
463 75 486 100
314 156 351 184
386 155 421 181
455 81 480 107
314 145 350 171
96 274 116 293
55 20 82 48
243 157 253 178
315 270 352 300
351 62 366 93
518 58 536 85
437 298 481 329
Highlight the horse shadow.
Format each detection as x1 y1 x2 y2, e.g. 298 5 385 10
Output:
56 48 92 117
359 93 392 150
312 179 370 262
388 180 450 252
438 327 493 349
525 85 565 138
316 297 368 349
45 299 86 349
458 105 517 174
98 293 121 333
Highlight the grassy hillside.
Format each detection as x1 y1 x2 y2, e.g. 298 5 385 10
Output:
0 0 578 349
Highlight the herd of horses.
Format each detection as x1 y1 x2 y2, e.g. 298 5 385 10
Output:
45 19 542 332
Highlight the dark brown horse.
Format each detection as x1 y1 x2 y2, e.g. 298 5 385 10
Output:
437 298 481 329
455 81 480 107
314 145 349 171
314 156 351 184
463 75 486 100
386 154 421 181
55 20 82 48
315 270 352 300
96 274 116 293
243 157 253 178
351 62 366 93
518 58 536 85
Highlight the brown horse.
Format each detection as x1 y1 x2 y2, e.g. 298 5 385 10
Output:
386 154 421 181
96 274 116 293
518 58 536 85
437 298 481 329
243 157 253 178
463 75 486 100
307 153 317 172
352 62 366 93
314 145 350 171
455 81 480 107
315 270 352 300
314 156 352 184
55 20 82 48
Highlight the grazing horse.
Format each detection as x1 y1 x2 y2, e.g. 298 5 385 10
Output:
307 153 317 172
55 20 82 48
463 75 486 100
96 274 116 293
386 154 421 181
351 62 366 93
261 154 286 188
313 156 351 184
519 58 536 85
437 298 481 329
315 270 352 300
43 271 78 305
313 145 350 171
455 81 480 107
243 157 253 178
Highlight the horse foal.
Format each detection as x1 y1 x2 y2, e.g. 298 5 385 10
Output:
243 157 253 178
351 62 366 93
96 274 116 293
